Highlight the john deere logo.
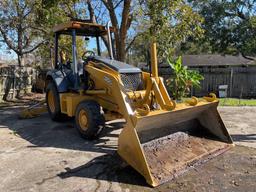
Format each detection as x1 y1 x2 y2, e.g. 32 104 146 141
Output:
104 76 112 85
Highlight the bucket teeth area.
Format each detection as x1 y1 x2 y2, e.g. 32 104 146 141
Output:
142 131 231 185
118 102 233 187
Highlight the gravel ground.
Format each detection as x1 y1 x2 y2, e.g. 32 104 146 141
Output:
218 107 256 148
0 99 255 192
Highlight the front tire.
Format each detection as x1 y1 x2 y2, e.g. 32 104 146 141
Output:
75 100 105 140
46 82 64 121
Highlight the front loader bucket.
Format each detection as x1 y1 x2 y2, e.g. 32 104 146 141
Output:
118 101 233 187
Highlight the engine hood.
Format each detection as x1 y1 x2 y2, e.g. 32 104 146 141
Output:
93 56 141 73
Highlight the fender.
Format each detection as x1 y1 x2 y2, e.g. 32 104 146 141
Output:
46 69 74 92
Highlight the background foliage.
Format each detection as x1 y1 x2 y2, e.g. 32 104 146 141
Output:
183 0 256 58
166 56 204 100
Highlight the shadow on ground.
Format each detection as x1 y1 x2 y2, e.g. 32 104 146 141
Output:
58 153 147 187
0 109 125 154
231 134 256 143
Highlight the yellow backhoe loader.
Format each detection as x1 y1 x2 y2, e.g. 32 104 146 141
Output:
45 20 233 187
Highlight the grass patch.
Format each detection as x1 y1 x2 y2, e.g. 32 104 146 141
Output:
219 98 256 106
181 97 256 106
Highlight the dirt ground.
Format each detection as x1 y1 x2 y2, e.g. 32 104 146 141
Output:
0 96 255 192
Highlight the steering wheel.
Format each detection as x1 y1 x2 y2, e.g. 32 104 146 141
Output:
82 50 95 60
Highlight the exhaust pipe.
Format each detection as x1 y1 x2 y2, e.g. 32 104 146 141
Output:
107 21 114 60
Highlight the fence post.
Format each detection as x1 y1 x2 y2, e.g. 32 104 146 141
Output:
12 73 15 99
229 67 233 97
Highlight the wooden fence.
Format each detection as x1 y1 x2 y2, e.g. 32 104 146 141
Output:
142 64 256 98
190 66 256 98
0 66 33 102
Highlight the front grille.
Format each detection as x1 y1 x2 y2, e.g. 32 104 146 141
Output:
120 73 143 91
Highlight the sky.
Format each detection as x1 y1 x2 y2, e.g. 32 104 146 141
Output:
0 34 109 61
0 44 16 61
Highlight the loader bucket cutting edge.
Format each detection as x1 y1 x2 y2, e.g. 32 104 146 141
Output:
117 101 233 187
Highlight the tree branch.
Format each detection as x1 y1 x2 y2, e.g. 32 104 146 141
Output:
30 26 48 34
237 9 247 20
125 33 143 53
0 26 18 53
86 0 96 23
22 41 46 54
114 0 124 9
101 0 119 34
23 35 31 50
241 52 255 61
23 8 33 19
120 0 131 35
101 0 111 11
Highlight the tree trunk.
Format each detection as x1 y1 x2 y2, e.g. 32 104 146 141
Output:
119 36 126 61
17 54 24 67
87 0 96 23
119 0 131 61
86 0 113 59
101 0 132 62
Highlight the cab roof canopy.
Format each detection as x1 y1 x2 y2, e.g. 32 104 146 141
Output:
53 20 114 37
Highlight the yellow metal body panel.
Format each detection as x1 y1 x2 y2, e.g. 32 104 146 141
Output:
60 93 93 116
150 41 159 79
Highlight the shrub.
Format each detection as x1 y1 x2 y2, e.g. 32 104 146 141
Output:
166 56 203 100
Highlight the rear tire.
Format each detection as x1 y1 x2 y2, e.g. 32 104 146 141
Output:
46 82 64 121
75 100 105 140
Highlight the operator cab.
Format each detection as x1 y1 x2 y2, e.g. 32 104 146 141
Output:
52 20 115 90
50 19 142 93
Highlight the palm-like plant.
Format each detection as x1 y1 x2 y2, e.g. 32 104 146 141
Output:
166 56 203 100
